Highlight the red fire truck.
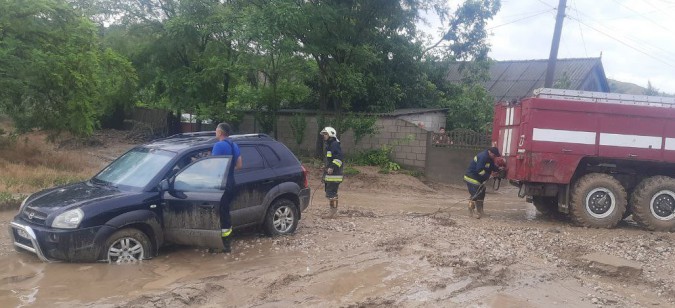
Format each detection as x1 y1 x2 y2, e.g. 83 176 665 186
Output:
493 88 675 231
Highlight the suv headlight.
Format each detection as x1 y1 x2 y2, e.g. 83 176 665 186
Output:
52 209 84 229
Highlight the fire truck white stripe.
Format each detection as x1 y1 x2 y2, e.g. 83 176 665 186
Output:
504 128 513 156
666 138 675 151
509 107 515 125
532 128 596 144
502 129 508 156
599 133 662 149
505 107 511 126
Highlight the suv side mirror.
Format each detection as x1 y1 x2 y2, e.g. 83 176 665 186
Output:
158 179 171 191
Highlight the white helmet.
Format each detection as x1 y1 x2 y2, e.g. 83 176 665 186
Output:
321 126 338 140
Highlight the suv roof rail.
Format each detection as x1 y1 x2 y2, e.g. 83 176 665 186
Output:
150 131 214 142
231 133 273 140
150 132 272 143
169 131 215 138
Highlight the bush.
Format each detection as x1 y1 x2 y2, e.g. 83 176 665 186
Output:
349 145 400 172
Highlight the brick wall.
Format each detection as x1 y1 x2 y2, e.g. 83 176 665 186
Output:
238 114 430 169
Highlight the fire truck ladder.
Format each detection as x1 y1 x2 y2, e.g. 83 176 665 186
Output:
533 88 675 108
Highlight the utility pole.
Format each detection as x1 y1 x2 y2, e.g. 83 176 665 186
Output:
544 0 567 88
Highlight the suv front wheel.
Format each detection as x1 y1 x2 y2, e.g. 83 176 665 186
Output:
103 228 152 263
264 199 299 236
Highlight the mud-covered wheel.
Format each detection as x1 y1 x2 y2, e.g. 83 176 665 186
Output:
630 176 675 232
263 199 299 236
532 196 557 215
104 228 151 263
570 173 627 228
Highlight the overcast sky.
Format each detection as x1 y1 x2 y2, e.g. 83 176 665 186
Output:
422 0 675 93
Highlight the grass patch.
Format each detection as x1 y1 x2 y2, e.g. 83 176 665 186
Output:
0 133 100 196
343 166 360 175
0 191 25 211
400 169 424 178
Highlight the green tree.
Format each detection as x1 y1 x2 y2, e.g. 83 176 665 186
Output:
444 84 494 132
0 0 136 136
239 1 313 138
102 0 248 127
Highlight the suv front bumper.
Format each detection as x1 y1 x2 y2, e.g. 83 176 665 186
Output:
9 217 105 262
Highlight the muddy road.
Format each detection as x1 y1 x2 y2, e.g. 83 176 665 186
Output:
2 167 675 307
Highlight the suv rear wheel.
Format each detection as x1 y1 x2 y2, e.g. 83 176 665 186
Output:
264 199 299 236
103 228 151 263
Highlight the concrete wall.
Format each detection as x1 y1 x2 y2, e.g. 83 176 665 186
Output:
425 144 485 185
238 114 429 169
398 111 446 132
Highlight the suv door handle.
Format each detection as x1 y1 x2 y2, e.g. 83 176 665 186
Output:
199 203 215 209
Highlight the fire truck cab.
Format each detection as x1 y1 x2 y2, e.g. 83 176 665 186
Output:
493 88 675 231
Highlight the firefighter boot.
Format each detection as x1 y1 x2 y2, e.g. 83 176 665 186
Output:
329 198 338 218
221 236 232 253
475 201 484 219
209 229 232 253
468 200 475 217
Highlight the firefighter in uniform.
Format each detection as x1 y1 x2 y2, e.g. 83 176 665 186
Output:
321 127 343 218
464 147 501 219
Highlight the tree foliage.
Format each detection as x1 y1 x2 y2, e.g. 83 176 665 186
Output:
0 0 137 136
0 0 502 137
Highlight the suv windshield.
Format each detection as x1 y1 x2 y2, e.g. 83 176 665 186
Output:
93 147 175 190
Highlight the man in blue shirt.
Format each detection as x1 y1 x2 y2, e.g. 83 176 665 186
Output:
211 122 243 253
464 147 501 219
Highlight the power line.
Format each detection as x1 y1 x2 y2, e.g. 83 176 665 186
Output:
566 5 675 61
488 8 556 30
571 0 588 56
566 15 675 68
609 0 670 32
600 5 675 21
535 0 556 9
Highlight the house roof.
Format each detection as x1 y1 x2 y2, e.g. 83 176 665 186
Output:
446 58 610 102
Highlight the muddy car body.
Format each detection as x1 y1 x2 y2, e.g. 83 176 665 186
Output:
9 133 310 262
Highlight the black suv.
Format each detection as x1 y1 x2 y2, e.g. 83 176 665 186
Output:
9 133 310 262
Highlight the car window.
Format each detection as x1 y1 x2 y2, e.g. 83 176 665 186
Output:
168 149 211 177
238 146 265 172
174 157 231 191
271 142 300 165
258 145 281 167
94 147 175 190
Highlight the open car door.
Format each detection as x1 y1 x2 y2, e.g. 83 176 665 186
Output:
161 156 232 249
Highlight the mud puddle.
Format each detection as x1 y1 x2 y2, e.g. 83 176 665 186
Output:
0 215 302 308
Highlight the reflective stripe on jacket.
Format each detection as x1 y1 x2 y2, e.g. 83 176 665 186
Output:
325 138 343 183
464 150 496 185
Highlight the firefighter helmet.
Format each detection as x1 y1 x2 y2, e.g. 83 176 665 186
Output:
321 126 338 139
495 157 507 168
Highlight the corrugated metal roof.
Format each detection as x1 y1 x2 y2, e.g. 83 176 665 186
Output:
447 58 609 102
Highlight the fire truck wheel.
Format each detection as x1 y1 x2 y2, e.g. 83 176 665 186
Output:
630 176 675 232
570 173 627 228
